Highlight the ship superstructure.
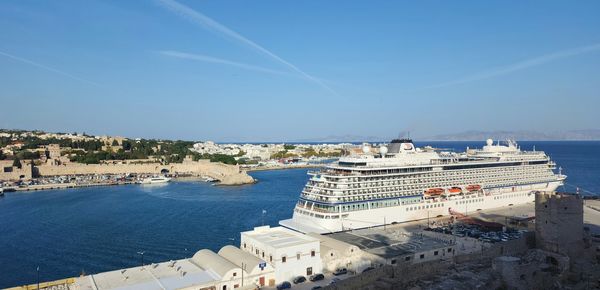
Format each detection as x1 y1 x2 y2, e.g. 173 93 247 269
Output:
280 139 565 233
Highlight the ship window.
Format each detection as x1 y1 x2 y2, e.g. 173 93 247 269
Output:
282 256 287 263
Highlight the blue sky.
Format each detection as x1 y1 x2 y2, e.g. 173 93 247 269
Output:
1 0 599 141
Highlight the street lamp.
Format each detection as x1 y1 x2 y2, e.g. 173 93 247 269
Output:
241 262 247 287
36 266 40 290
137 251 145 268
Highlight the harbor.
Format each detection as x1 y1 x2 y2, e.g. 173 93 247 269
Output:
1 141 600 288
1 0 599 288
6 193 600 290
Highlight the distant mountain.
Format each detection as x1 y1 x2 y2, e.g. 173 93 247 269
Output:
292 134 390 143
424 130 600 141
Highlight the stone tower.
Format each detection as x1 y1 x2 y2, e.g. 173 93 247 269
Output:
535 191 584 259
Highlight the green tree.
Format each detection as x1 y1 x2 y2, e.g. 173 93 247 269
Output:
122 140 132 151
112 139 119 146
13 157 22 169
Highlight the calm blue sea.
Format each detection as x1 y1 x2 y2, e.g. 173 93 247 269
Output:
0 141 598 287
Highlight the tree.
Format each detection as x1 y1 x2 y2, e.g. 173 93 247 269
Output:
112 139 119 146
13 157 22 169
122 140 132 151
283 144 296 150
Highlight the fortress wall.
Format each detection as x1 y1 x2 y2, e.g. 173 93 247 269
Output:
0 166 33 181
535 192 584 258
35 160 246 181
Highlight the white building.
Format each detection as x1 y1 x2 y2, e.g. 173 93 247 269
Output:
240 226 323 283
73 245 274 290
307 233 372 273
218 245 275 287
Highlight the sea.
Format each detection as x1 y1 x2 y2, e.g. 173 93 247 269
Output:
0 141 598 288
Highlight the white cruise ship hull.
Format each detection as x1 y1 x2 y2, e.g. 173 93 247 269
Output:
280 181 562 234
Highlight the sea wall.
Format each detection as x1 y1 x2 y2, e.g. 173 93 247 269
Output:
1 160 254 185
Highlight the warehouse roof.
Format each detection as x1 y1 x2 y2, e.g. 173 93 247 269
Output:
191 249 239 278
218 245 265 271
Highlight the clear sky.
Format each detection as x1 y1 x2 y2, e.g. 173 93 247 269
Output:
1 0 599 141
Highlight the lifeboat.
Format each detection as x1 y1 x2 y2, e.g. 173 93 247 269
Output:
425 188 445 196
447 187 462 195
466 184 482 192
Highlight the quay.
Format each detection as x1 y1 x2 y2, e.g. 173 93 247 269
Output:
5 278 75 290
2 181 139 192
19 192 600 290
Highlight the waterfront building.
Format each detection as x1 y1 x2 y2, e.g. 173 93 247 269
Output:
218 245 275 287
74 245 272 290
281 139 565 233
74 258 222 290
327 228 456 267
306 232 371 273
240 226 323 283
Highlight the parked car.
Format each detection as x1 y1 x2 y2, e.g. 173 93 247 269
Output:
329 278 341 285
311 286 322 290
362 266 375 273
309 273 325 281
293 276 306 284
276 281 292 290
333 268 348 276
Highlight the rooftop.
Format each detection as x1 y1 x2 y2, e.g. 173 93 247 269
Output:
74 258 220 290
328 227 453 259
241 226 320 248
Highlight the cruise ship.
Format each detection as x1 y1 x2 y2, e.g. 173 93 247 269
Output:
280 138 565 233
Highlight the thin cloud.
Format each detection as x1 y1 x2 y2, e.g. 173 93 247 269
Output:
427 43 600 89
159 50 293 76
156 0 337 95
0 50 100 87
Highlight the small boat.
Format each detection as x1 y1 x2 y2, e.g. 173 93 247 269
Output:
466 184 482 192
447 187 462 195
140 176 171 184
0 187 4 197
425 188 445 196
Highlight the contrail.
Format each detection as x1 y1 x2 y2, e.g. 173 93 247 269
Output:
156 0 337 95
0 50 100 87
427 43 600 89
159 50 294 76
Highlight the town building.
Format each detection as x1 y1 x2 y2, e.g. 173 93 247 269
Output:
218 245 274 287
240 226 323 283
328 227 455 267
74 245 274 290
306 232 374 273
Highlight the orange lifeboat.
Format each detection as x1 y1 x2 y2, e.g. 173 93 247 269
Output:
425 188 445 196
447 187 462 195
466 184 482 192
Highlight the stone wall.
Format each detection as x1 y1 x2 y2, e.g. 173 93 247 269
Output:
1 159 254 185
0 166 33 181
327 259 453 290
453 232 533 264
535 192 584 258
